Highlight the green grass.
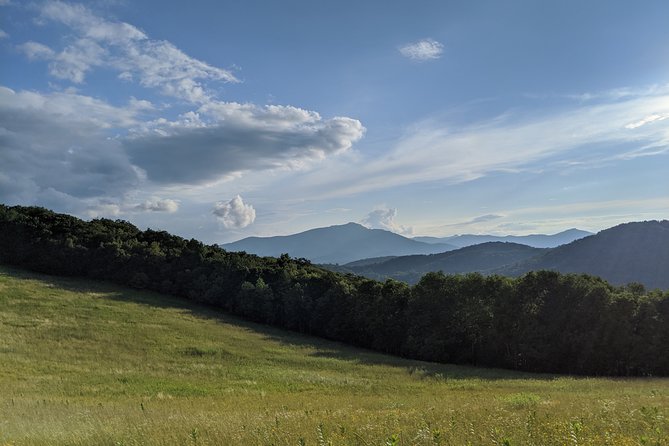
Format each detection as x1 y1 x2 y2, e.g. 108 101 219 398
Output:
0 265 667 445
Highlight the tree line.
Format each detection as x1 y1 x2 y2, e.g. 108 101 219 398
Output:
1 204 667 376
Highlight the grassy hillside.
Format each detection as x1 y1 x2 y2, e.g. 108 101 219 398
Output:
1 266 668 446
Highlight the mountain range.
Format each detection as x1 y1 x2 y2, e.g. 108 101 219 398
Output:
332 242 545 284
332 220 669 290
222 222 456 264
495 220 669 289
413 228 592 248
223 220 668 289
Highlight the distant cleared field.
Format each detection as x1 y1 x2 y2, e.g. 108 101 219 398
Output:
0 266 667 446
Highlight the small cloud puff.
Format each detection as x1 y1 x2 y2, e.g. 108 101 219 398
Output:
399 38 443 61
468 214 504 224
84 203 122 218
213 195 256 229
134 198 179 213
361 207 413 235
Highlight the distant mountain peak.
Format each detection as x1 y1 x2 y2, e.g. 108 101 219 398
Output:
413 228 593 249
223 222 456 264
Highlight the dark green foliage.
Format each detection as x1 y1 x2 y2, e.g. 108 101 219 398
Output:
1 204 667 376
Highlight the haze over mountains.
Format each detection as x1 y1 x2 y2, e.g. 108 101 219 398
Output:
414 229 592 248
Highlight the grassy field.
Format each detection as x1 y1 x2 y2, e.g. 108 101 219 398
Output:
0 265 667 445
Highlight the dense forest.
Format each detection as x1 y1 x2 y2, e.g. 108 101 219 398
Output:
1 204 667 376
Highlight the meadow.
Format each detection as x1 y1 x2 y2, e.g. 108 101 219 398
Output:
0 265 667 445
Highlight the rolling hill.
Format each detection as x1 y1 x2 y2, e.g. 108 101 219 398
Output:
2 266 667 445
414 228 592 248
222 222 456 264
496 220 669 289
332 221 669 289
340 242 545 283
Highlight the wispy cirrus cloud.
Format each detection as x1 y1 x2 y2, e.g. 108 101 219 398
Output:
399 38 443 61
285 86 669 199
625 113 669 129
22 0 238 102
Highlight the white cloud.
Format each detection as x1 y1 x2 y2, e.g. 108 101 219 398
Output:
0 86 140 204
134 198 179 213
124 104 364 185
0 29 8 39
468 214 505 224
8 2 366 194
625 113 668 129
286 88 669 199
399 38 443 61
24 1 238 102
213 195 256 229
84 203 122 218
18 41 56 59
361 207 412 235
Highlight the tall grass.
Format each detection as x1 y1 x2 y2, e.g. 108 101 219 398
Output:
1 265 667 445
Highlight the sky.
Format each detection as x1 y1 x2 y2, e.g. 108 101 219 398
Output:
1 0 668 243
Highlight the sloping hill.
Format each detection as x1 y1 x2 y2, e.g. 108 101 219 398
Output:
223 222 456 264
497 220 669 289
2 266 668 445
414 228 592 248
345 242 544 283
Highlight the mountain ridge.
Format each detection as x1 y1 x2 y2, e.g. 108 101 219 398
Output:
496 220 669 289
223 223 591 264
333 242 545 284
414 228 592 248
222 222 457 264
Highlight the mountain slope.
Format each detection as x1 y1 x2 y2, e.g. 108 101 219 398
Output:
414 228 592 248
223 222 456 264
497 220 669 289
344 242 544 283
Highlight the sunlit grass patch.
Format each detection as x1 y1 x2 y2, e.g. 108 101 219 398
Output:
1 265 668 445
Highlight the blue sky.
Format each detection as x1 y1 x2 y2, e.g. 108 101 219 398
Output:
1 0 668 243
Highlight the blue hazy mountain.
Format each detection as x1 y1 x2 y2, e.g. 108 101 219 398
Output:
414 228 592 249
222 223 457 265
338 242 544 284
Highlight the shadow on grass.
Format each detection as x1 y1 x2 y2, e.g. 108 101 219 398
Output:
1 264 557 381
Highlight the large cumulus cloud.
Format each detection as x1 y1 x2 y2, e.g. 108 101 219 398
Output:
2 1 365 226
0 87 140 204
125 104 364 184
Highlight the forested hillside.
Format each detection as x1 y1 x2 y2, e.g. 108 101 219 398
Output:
497 221 669 289
335 242 544 283
1 204 668 376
